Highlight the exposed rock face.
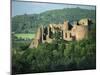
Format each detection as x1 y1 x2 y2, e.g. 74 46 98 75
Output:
29 18 92 48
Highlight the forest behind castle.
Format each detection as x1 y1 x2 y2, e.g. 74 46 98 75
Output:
12 8 96 34
12 8 96 74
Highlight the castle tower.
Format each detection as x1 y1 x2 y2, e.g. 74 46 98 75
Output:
29 27 42 48
71 25 88 40
78 18 90 26
62 20 69 40
62 20 69 31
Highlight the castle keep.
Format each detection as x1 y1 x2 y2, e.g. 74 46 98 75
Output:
29 18 92 48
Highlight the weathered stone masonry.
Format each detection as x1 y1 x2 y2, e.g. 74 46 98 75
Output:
29 18 92 48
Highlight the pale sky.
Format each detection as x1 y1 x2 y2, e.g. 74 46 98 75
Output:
12 1 96 16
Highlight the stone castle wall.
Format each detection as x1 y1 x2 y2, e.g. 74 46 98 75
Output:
29 18 91 48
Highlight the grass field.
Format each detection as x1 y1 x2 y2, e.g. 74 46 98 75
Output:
15 33 35 39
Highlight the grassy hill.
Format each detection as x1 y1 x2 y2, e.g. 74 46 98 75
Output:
12 8 96 33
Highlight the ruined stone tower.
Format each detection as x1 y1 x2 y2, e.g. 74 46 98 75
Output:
62 20 69 31
29 18 92 48
71 25 88 40
29 26 42 48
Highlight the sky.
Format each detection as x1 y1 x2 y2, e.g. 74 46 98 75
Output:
12 1 96 17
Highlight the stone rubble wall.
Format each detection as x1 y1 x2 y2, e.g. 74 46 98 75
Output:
29 18 91 48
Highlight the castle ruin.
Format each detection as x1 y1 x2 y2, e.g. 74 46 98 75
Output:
29 18 92 48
